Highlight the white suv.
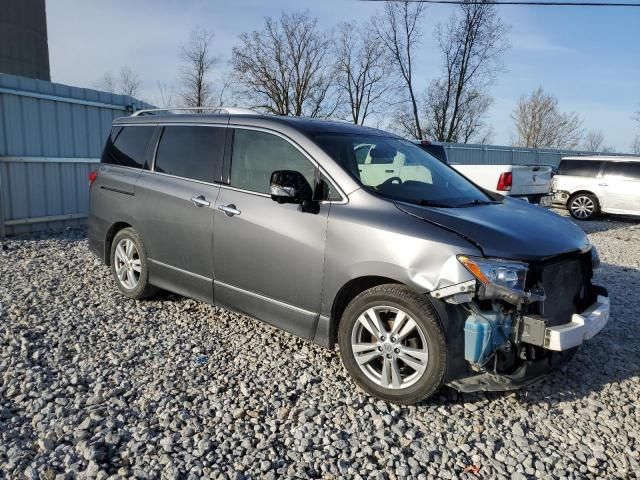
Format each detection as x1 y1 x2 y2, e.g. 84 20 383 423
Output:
552 156 640 220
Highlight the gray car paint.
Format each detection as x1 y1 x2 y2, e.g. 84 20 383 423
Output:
135 170 221 303
213 186 329 340
89 113 589 349
396 197 591 262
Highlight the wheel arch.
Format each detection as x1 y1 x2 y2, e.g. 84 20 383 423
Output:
567 190 599 207
329 276 400 343
329 276 468 386
327 275 447 347
104 221 132 266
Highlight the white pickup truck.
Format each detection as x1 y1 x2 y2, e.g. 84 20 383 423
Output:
417 142 553 205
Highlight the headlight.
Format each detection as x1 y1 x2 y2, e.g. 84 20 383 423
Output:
458 255 528 294
591 246 601 269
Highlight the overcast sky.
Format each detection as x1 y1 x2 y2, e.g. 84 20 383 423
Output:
46 0 640 151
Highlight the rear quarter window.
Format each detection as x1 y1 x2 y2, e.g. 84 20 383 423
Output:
557 160 602 177
604 161 640 180
101 126 155 169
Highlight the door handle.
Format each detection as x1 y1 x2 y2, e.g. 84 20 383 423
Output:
218 203 241 217
190 195 210 208
598 183 608 187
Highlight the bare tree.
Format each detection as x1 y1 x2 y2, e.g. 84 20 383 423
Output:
96 72 117 94
423 0 509 143
582 129 604 151
231 12 337 117
632 109 640 154
334 21 395 125
179 28 217 107
211 74 237 107
387 109 419 138
374 1 426 139
511 87 583 149
119 66 141 97
582 129 615 152
156 82 176 108
96 66 141 97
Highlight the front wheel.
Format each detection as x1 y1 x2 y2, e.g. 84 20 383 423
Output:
568 193 599 220
338 284 447 404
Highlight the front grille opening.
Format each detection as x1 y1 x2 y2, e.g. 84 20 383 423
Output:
525 252 593 327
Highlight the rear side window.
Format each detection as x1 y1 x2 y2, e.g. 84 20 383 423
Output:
230 129 315 194
557 160 602 177
604 162 640 180
102 126 154 169
154 126 226 183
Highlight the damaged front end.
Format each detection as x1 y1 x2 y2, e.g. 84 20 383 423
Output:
430 247 609 393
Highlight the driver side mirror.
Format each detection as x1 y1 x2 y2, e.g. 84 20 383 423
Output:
270 170 316 211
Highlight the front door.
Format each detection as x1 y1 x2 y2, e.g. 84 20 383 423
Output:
213 128 329 339
135 124 227 302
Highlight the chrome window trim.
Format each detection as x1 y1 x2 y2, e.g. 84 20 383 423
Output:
143 169 223 189
218 184 270 198
100 164 144 173
228 124 348 204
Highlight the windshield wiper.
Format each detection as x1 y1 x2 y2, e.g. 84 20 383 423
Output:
455 199 501 207
417 199 452 208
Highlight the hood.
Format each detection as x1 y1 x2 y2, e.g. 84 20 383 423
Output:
396 198 590 262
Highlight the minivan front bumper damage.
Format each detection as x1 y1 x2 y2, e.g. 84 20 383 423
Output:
445 292 609 392
431 251 609 394
539 294 609 351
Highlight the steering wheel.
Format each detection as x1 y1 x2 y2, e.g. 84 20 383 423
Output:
379 176 403 188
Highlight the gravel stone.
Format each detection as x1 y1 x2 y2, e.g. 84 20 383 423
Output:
1 213 639 478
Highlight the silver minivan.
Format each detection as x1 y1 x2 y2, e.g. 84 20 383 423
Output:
88 109 609 404
552 156 640 220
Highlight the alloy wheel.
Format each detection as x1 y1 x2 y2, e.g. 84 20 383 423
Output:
570 195 595 219
350 306 429 389
114 238 141 289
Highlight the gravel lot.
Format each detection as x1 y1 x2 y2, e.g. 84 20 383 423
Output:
1 211 639 479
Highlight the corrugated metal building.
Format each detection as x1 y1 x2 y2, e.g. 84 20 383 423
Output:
0 73 149 236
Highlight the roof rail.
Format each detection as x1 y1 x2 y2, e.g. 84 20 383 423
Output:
131 106 259 117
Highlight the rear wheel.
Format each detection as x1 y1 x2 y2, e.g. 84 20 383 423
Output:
568 193 599 220
338 284 446 404
110 228 157 299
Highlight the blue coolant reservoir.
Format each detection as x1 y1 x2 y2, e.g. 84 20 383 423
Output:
464 310 512 365
464 315 492 364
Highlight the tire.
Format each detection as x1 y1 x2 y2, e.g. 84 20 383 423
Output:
568 193 599 220
338 284 447 404
110 227 157 300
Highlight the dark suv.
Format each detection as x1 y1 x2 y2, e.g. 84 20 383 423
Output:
88 108 609 404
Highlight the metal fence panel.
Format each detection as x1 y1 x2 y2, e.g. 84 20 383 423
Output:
0 72 151 236
441 142 621 167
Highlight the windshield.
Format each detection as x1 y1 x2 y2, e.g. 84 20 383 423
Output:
313 133 495 207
